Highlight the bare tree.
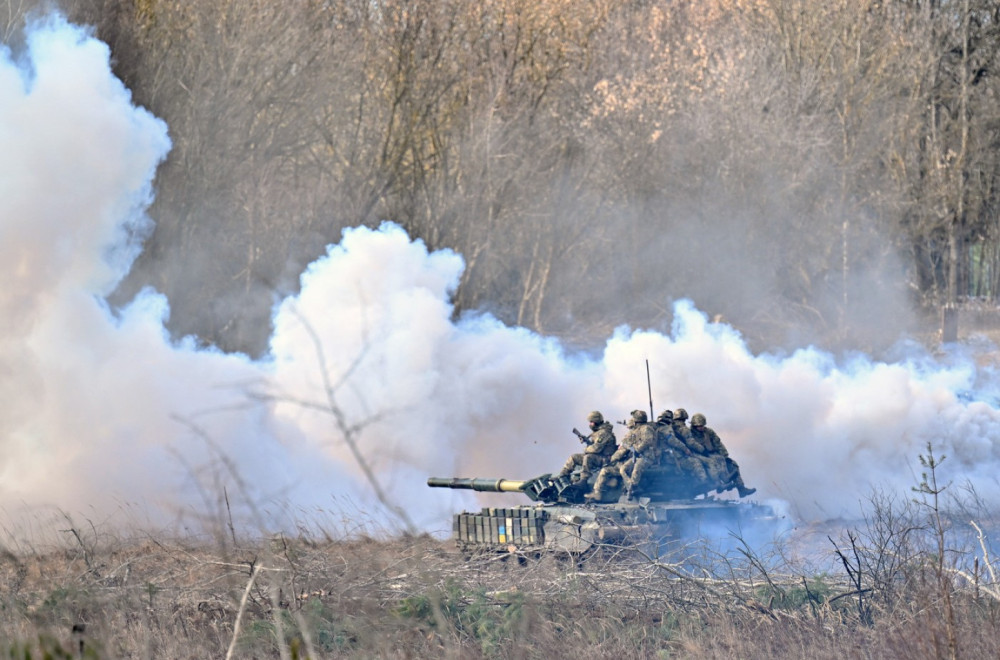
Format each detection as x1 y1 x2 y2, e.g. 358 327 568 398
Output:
24 0 996 354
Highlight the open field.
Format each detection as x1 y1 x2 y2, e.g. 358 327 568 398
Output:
4 496 1000 659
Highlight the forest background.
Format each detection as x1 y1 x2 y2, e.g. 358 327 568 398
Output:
5 4 1000 656
5 0 1000 356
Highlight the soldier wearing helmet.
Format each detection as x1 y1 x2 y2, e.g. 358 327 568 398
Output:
656 410 689 455
557 410 617 482
655 410 709 484
588 409 660 500
666 407 699 451
689 413 756 498
672 408 690 436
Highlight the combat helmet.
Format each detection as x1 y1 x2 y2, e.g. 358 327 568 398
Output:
587 410 604 424
690 413 707 427
631 409 648 424
674 408 689 422
656 409 674 424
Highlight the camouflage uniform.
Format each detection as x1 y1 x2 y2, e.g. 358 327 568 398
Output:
671 408 692 441
655 410 709 483
589 410 659 499
670 407 724 489
689 413 756 497
558 411 617 481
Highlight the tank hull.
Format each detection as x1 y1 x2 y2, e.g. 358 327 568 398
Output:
451 498 775 556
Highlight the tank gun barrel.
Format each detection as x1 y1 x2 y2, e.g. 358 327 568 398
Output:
427 477 528 493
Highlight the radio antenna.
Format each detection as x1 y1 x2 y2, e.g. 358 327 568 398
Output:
646 359 654 421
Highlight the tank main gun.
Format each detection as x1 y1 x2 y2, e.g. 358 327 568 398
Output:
427 477 528 493
427 474 564 503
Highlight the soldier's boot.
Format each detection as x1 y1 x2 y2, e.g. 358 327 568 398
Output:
585 470 610 500
730 471 755 498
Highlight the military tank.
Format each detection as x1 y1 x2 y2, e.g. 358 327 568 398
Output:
428 460 776 557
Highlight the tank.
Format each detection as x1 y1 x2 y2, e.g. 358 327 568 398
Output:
428 461 777 557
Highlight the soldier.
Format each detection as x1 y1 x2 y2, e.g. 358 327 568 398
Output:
655 410 690 457
587 409 660 500
672 408 691 436
667 408 707 454
557 411 617 482
689 413 756 497
655 410 709 484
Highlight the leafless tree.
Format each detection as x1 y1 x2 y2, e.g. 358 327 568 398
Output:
3 0 994 354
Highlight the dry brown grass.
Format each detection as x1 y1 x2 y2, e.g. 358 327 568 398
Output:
0 513 999 659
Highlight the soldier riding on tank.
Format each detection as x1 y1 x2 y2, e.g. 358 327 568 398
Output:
689 413 756 498
655 410 710 485
557 411 617 483
587 409 660 501
672 408 690 436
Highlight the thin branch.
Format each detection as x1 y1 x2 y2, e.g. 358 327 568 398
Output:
276 306 416 533
225 563 262 660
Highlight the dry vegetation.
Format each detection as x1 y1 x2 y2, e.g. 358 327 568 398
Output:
4 463 1000 659
4 0 997 355
4 4 1000 656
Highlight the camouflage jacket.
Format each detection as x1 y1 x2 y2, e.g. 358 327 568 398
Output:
584 422 617 457
655 422 692 456
673 424 709 455
611 423 661 463
689 426 729 458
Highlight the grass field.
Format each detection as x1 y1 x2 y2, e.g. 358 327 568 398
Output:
3 484 999 659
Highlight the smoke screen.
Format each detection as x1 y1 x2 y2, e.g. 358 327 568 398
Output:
3 16 1000 538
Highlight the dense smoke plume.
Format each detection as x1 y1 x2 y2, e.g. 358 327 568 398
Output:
3 18 1000 539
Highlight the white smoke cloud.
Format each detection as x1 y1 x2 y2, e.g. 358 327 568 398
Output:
0 16 345 532
606 313 1000 520
3 16 1000 539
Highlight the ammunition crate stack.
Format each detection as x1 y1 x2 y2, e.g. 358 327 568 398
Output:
454 507 547 549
